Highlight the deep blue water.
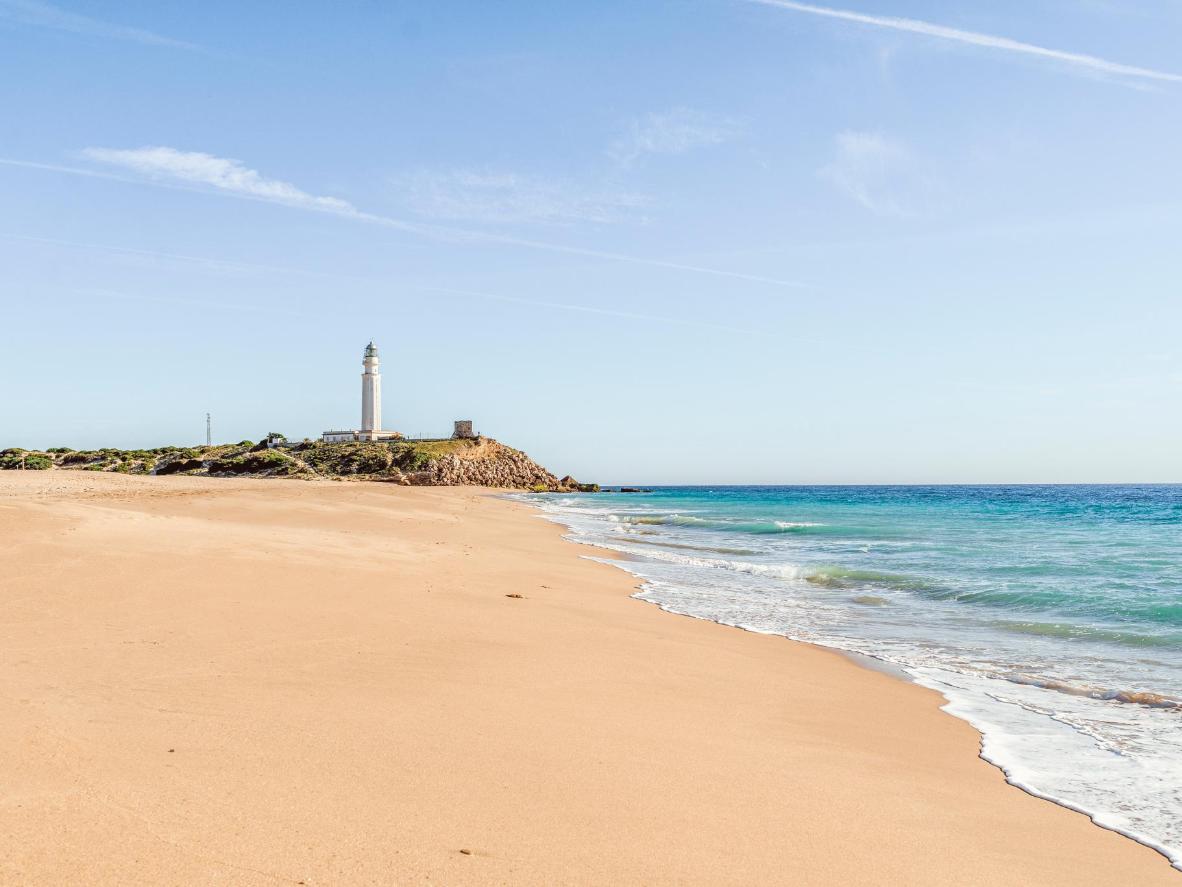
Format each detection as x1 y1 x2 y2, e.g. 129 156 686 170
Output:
530 485 1182 868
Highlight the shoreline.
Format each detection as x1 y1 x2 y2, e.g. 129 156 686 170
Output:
553 532 1179 870
1 472 1176 884
527 490 1182 874
610 570 1178 872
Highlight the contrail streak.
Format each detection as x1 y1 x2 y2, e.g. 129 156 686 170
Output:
0 0 200 50
5 234 763 336
748 0 1182 83
0 156 807 288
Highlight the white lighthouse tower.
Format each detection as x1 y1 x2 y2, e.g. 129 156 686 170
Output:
322 341 402 443
361 340 381 439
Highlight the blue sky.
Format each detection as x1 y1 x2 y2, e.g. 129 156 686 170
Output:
2 0 1180 483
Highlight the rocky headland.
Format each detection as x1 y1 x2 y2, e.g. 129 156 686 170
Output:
0 437 597 492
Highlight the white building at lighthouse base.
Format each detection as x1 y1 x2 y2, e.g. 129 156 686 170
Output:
321 429 402 443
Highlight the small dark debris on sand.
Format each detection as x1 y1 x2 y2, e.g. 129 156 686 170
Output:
505 593 525 599
459 848 472 855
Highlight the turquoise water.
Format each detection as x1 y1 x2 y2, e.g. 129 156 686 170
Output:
530 485 1182 869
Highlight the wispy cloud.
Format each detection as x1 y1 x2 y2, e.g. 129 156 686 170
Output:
392 169 647 226
81 147 352 212
819 131 915 216
0 151 806 288
609 108 742 165
748 0 1182 84
0 0 198 50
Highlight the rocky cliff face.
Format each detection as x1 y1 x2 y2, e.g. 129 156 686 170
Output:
296 436 583 489
411 441 562 490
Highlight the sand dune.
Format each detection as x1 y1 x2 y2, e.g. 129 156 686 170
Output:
0 471 1175 885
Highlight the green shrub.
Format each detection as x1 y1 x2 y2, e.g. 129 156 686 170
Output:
347 448 392 474
207 450 293 475
0 453 51 470
46 447 74 454
250 450 289 468
155 458 205 475
389 443 431 472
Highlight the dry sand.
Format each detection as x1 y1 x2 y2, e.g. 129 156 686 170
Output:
0 471 1175 885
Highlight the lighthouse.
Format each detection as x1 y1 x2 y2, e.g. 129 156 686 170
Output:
361 340 381 438
321 341 402 443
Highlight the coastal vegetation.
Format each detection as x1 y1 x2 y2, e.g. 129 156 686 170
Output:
0 437 596 491
0 450 52 470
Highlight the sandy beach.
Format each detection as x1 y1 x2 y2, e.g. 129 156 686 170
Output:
0 471 1175 886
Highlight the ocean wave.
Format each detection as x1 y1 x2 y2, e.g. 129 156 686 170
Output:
620 513 826 535
612 536 760 556
803 566 935 591
571 528 938 592
991 620 1181 649
1005 673 1181 709
599 545 939 592
590 544 811 580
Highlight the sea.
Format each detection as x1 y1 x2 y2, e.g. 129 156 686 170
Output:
525 485 1182 869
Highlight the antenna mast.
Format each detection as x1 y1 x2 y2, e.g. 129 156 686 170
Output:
206 412 211 446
